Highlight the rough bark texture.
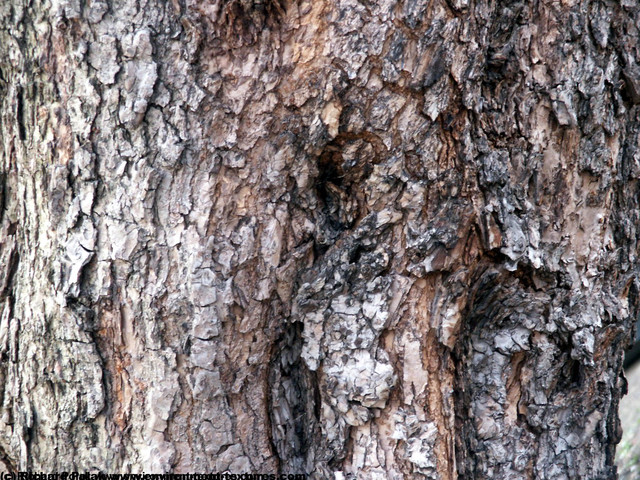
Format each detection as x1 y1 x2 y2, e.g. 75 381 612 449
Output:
1 0 639 478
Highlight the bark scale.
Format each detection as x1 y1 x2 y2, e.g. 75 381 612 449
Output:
0 0 638 478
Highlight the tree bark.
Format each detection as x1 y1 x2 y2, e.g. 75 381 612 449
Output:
0 0 638 478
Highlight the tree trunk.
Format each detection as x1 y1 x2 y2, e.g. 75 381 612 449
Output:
0 0 638 477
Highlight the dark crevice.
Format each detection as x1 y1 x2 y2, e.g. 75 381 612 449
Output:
349 243 368 265
0 249 19 301
312 237 330 259
511 262 536 290
0 172 5 223
268 320 317 475
65 294 98 334
312 369 321 421
453 261 549 478
16 86 26 141
0 66 6 96
313 134 378 257
564 359 583 389
210 0 290 47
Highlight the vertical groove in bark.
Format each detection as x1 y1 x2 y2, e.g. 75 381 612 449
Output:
0 0 639 478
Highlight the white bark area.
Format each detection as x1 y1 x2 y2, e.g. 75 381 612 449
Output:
0 0 639 478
